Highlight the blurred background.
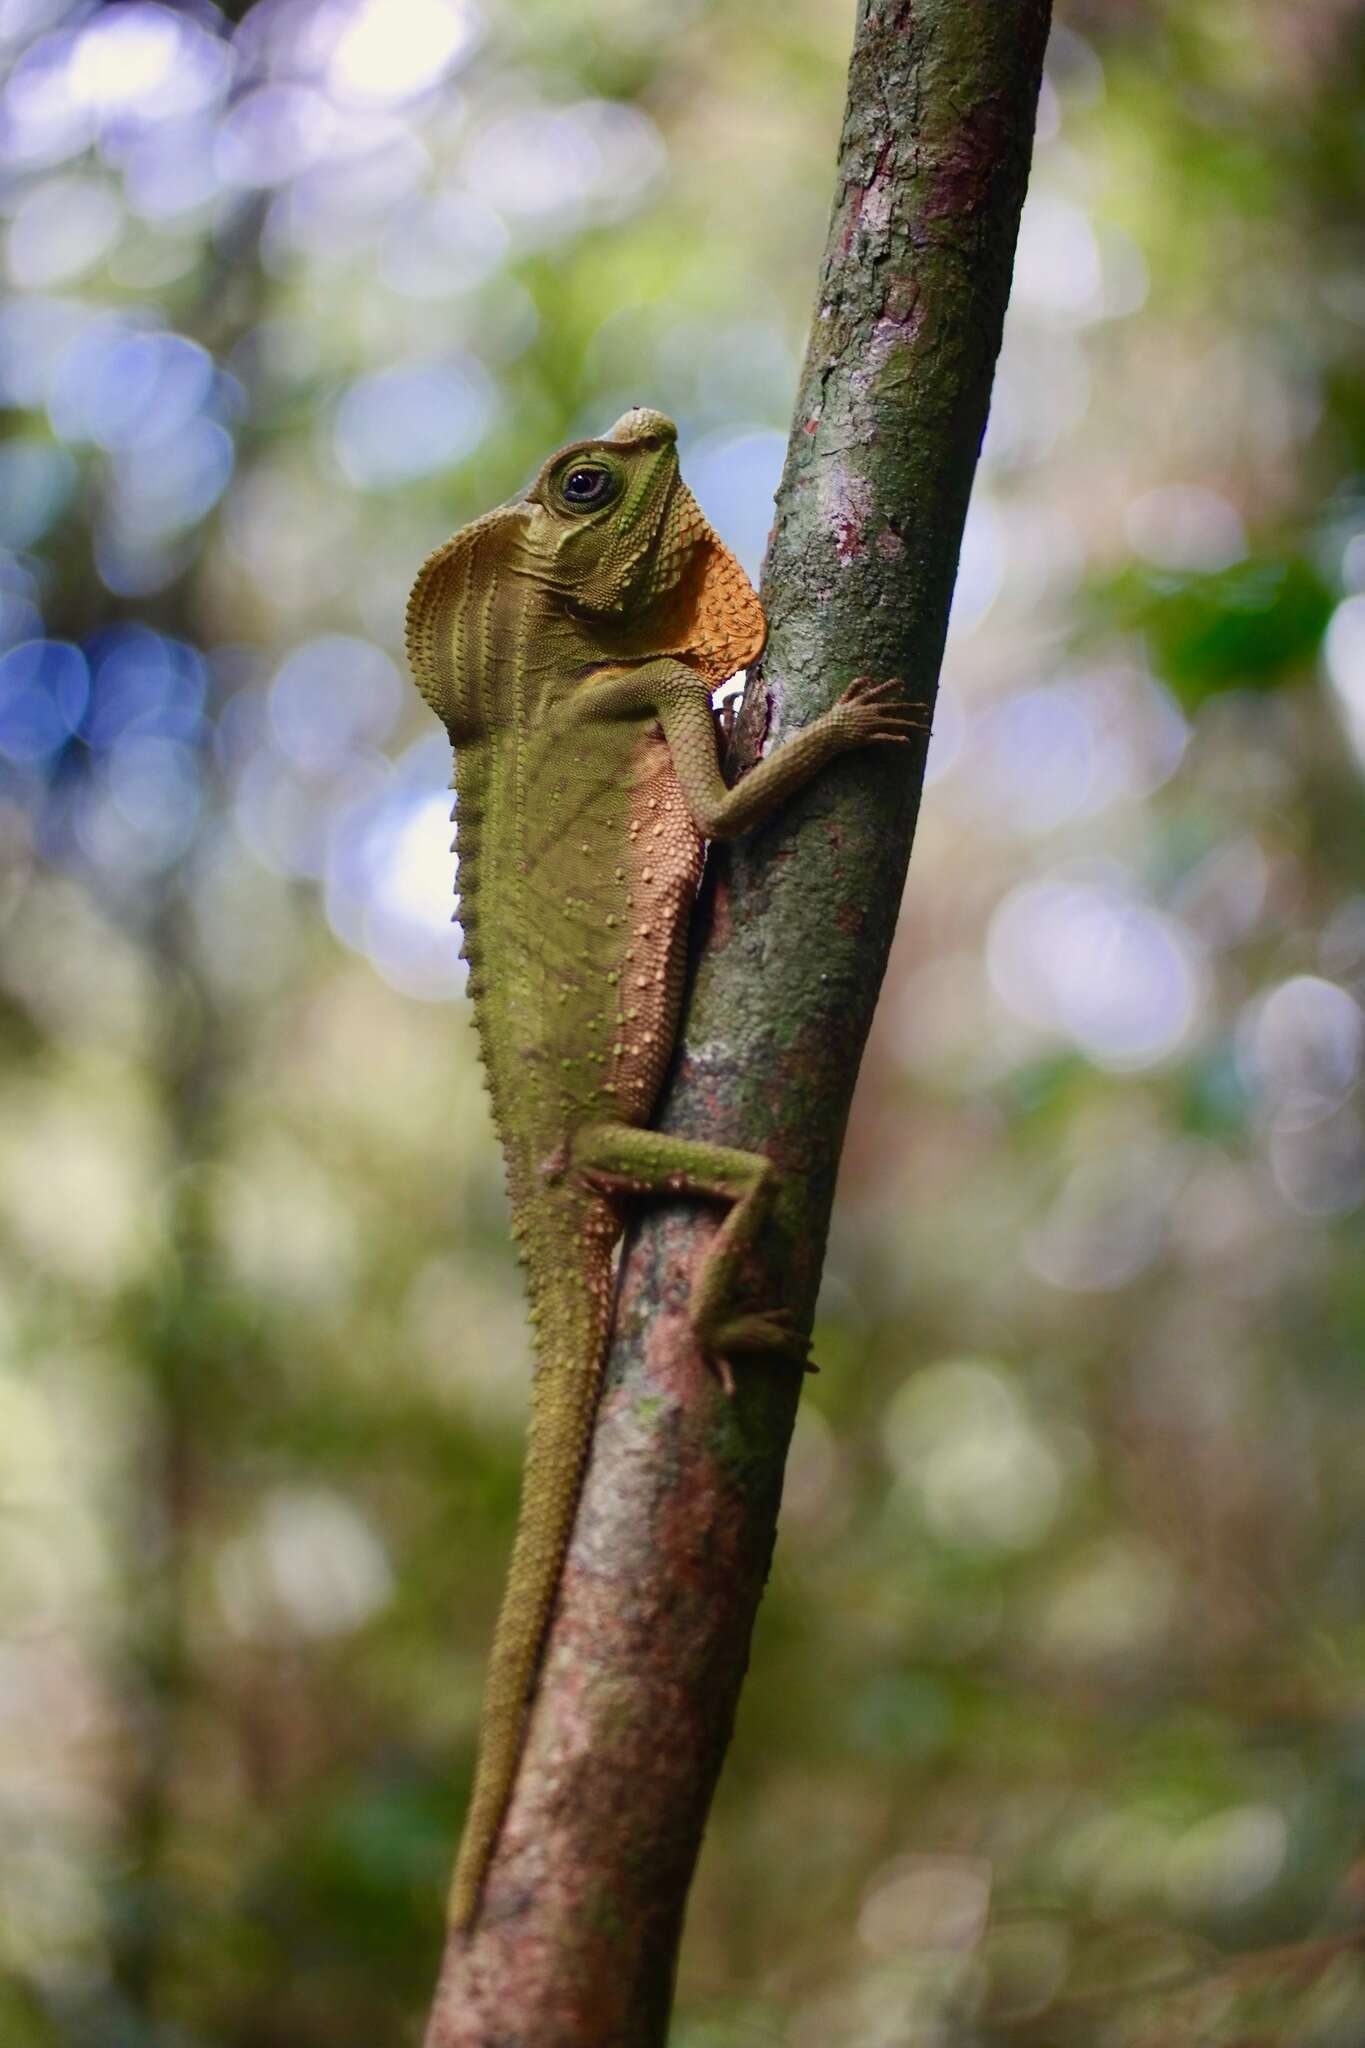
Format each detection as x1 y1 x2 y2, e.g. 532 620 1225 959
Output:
1 0 1364 2042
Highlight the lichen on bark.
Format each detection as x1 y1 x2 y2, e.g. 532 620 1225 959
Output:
424 4 1052 2041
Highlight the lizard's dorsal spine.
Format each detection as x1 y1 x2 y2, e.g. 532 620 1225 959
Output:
434 558 637 1928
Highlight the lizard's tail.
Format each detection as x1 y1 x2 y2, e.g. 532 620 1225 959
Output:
449 1201 618 1931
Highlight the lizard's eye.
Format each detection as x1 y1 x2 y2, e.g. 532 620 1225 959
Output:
559 464 617 511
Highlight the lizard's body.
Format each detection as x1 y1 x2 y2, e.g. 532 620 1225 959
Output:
406 409 914 1929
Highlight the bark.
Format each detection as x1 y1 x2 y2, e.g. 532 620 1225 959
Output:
425 2 1051 2041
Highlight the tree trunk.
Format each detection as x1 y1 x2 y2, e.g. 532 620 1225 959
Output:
424 2 1052 2040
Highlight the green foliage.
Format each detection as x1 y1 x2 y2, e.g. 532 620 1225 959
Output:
1097 555 1335 704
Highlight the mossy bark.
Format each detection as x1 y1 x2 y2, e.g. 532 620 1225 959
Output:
424 2 1051 2040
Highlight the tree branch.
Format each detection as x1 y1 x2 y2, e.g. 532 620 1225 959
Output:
425 3 1051 2040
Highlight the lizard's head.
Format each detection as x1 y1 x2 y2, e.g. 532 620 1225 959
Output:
522 407 765 680
525 406 684 615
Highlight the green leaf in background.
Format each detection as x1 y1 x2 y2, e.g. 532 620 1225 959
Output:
1097 554 1335 704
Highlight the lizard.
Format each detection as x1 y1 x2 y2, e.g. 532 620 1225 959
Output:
405 405 918 1932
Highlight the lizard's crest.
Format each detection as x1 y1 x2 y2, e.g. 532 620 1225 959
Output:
406 410 765 732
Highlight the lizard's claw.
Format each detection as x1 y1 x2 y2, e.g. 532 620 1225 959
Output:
835 674 928 746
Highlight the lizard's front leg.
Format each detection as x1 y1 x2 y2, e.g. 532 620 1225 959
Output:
570 1121 803 1387
565 660 923 842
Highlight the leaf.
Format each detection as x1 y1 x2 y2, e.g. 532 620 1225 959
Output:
1093 556 1334 705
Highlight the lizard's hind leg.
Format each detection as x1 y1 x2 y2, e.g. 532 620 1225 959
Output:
571 1123 806 1384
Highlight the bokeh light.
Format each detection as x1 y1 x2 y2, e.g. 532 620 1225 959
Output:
0 639 87 763
332 356 494 488
325 0 478 109
987 873 1206 1069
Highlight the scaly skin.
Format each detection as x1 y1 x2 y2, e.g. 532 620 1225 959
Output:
406 408 918 1931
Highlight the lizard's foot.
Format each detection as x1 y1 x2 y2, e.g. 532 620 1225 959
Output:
700 1307 811 1396
835 674 928 745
